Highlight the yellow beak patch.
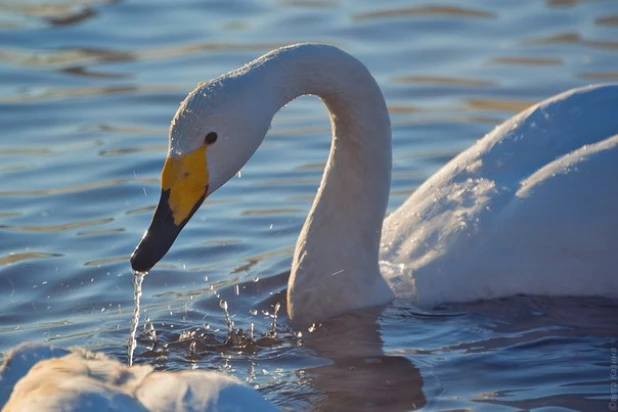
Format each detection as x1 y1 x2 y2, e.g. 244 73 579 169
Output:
161 146 209 225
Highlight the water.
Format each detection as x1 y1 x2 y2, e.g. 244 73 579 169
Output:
127 271 144 367
1 0 617 410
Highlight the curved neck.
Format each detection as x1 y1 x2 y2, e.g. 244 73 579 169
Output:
250 45 393 327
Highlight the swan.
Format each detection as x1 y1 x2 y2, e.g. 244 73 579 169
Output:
131 43 618 328
0 342 277 411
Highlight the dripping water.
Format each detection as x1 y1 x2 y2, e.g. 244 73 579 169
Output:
128 271 145 366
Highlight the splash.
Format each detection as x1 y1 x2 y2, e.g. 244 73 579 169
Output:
127 271 145 366
269 302 281 336
219 299 234 333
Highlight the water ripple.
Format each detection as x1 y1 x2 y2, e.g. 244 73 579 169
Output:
579 71 618 80
1 217 114 233
0 47 133 67
76 228 125 237
353 5 496 21
490 56 563 66
596 15 618 26
241 208 301 217
0 0 112 28
0 251 63 266
0 85 178 104
464 98 535 113
0 178 156 197
394 75 495 87
523 32 618 51
84 256 128 267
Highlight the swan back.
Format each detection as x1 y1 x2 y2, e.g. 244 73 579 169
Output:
382 84 618 305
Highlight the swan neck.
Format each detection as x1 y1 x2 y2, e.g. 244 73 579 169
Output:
256 44 393 327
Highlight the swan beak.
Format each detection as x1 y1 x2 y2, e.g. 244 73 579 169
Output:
130 147 209 272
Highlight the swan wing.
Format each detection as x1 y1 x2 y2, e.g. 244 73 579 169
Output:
382 84 618 305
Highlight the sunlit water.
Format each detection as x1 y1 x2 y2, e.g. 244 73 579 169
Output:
1 0 618 410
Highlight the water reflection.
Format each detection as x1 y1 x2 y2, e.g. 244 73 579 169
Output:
1 217 113 233
522 32 618 51
305 355 424 411
0 178 156 197
490 56 563 66
0 85 176 104
0 251 62 266
60 66 128 80
596 15 618 26
125 270 426 410
302 310 425 411
464 98 534 113
394 75 495 87
0 48 133 67
547 0 598 7
353 5 496 21
45 7 96 26
579 71 618 81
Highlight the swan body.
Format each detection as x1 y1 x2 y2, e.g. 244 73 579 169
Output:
382 85 618 306
0 343 277 411
131 43 618 327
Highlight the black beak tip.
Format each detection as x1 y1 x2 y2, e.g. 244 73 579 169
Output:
129 229 172 273
129 217 183 274
130 246 153 273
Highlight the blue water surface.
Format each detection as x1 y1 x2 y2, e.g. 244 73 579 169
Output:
1 1 617 410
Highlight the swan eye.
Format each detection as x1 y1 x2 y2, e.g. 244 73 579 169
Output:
204 132 218 145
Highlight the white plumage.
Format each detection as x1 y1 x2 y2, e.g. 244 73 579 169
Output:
0 343 277 411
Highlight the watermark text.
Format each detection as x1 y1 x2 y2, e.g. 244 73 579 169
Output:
610 347 617 411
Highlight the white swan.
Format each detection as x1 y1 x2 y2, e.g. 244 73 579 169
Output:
131 43 618 327
0 342 277 411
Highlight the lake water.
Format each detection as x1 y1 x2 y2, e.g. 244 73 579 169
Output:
1 0 618 410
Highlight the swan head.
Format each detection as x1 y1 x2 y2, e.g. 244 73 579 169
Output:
131 73 276 272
